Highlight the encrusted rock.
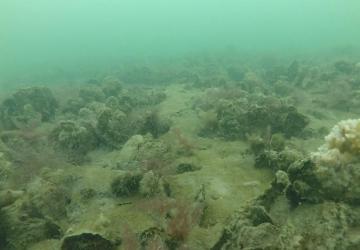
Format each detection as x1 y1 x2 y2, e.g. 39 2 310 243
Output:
111 172 143 197
61 233 116 250
0 87 58 129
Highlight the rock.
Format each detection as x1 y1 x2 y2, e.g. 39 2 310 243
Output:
287 60 300 81
355 62 360 72
309 119 360 204
214 97 309 139
275 170 290 187
61 233 116 250
24 178 71 220
101 77 123 97
115 135 145 166
269 133 286 152
227 66 245 81
96 108 131 148
0 87 58 129
139 227 166 249
334 60 354 74
105 96 121 110
282 107 309 138
3 205 63 249
273 79 293 96
248 205 274 226
79 86 106 103
62 98 85 115
255 149 302 172
114 134 170 173
286 160 322 206
316 163 360 205
0 189 24 208
0 208 8 248
212 196 357 250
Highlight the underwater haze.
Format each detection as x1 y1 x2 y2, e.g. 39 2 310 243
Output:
2 1 360 249
1 0 360 82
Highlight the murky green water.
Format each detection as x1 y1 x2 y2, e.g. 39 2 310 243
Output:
1 1 360 249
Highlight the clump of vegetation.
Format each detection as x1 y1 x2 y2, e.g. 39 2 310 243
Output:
111 172 143 197
23 180 71 220
96 108 133 148
79 86 106 103
80 188 97 201
248 132 302 172
248 132 285 154
139 171 164 197
50 120 97 164
0 87 58 129
0 122 65 185
137 197 206 249
254 148 302 172
165 200 203 244
120 224 141 250
176 162 202 174
4 201 63 249
173 128 196 156
57 79 169 153
138 109 170 138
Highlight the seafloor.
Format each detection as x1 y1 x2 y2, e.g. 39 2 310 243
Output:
1 55 360 249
